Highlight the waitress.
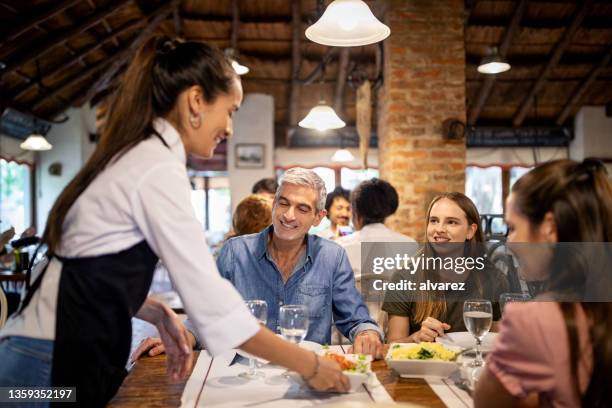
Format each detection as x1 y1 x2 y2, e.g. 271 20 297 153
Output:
0 36 348 406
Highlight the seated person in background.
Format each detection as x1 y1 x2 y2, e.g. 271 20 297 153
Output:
475 159 612 408
337 178 416 280
228 194 273 238
251 177 278 201
133 168 383 361
316 187 351 240
383 192 508 343
336 178 416 327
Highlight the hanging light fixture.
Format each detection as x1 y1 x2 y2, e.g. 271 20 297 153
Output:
306 0 390 47
20 133 52 151
299 102 346 131
225 48 249 76
332 148 355 162
477 47 510 74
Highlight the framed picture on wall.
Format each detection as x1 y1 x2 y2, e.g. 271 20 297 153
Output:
235 143 265 169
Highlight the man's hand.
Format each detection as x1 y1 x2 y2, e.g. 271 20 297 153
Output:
348 330 383 359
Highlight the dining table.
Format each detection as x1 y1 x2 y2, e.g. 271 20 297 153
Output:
108 350 454 408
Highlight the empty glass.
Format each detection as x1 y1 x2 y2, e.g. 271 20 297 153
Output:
239 300 268 379
463 299 492 367
499 292 531 314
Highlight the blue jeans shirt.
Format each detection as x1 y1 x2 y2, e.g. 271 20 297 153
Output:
213 225 381 345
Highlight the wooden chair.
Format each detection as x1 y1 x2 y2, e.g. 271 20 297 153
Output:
0 285 8 328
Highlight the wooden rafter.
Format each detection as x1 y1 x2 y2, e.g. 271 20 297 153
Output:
1 0 132 78
79 0 182 106
173 8 183 37
32 58 113 111
231 0 239 50
512 0 593 126
467 0 527 126
334 49 350 115
556 45 612 125
13 18 144 101
288 0 301 129
0 0 81 47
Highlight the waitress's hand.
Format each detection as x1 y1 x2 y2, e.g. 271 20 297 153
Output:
135 298 193 380
306 355 350 392
412 317 450 342
130 332 196 363
155 306 194 381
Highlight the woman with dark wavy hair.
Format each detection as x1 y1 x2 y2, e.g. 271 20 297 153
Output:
0 36 348 406
475 158 612 407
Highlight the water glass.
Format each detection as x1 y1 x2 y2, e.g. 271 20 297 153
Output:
239 300 268 379
279 304 309 344
463 299 492 367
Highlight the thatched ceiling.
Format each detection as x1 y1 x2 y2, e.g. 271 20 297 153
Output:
1 0 611 145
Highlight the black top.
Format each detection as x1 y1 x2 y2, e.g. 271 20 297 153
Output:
382 262 508 333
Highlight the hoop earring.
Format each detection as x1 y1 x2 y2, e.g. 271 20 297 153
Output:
189 112 202 129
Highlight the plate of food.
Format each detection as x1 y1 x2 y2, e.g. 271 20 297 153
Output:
289 351 372 392
385 342 461 378
435 332 498 353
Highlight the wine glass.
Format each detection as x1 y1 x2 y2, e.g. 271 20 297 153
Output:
279 305 309 377
499 292 531 314
239 300 268 379
463 299 492 367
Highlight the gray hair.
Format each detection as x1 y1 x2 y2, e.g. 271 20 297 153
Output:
276 167 327 212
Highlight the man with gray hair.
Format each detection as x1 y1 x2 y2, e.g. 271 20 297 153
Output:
218 167 382 355
132 168 383 360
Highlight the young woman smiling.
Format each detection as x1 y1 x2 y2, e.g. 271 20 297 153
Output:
383 192 508 343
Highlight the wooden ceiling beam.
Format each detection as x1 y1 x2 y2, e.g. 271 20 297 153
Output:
0 0 81 47
80 0 182 106
513 0 593 127
32 58 113 110
556 45 612 125
1 0 132 78
13 18 144 101
231 0 239 50
173 8 183 37
468 0 527 126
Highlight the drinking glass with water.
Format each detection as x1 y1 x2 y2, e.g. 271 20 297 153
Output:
279 304 309 344
463 299 492 367
239 300 268 379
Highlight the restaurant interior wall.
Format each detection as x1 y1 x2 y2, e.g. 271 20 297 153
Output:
572 106 612 175
36 106 96 233
228 93 275 211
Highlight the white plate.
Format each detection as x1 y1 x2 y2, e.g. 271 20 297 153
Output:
385 343 461 378
436 331 498 353
237 339 323 365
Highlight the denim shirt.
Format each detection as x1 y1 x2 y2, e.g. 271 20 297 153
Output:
189 225 381 346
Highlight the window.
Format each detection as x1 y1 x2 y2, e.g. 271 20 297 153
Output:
465 166 503 215
189 175 231 246
0 159 33 233
340 167 379 190
510 166 532 188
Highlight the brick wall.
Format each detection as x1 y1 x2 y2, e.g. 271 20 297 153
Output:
378 0 466 240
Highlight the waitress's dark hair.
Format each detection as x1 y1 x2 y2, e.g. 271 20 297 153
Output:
511 158 612 406
42 36 237 254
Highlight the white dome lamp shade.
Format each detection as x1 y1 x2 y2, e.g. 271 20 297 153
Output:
231 59 249 75
305 0 390 47
20 134 52 151
477 48 511 74
298 103 346 131
331 148 355 162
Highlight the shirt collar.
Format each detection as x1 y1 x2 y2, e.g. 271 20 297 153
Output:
256 225 314 267
153 117 187 165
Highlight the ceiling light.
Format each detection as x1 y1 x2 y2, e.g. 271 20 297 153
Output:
231 59 249 75
331 148 355 162
305 0 390 47
20 134 52 151
477 48 511 74
298 103 346 131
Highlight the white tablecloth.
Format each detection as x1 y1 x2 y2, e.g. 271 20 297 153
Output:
181 346 394 407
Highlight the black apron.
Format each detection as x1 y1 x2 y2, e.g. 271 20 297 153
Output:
20 241 158 407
